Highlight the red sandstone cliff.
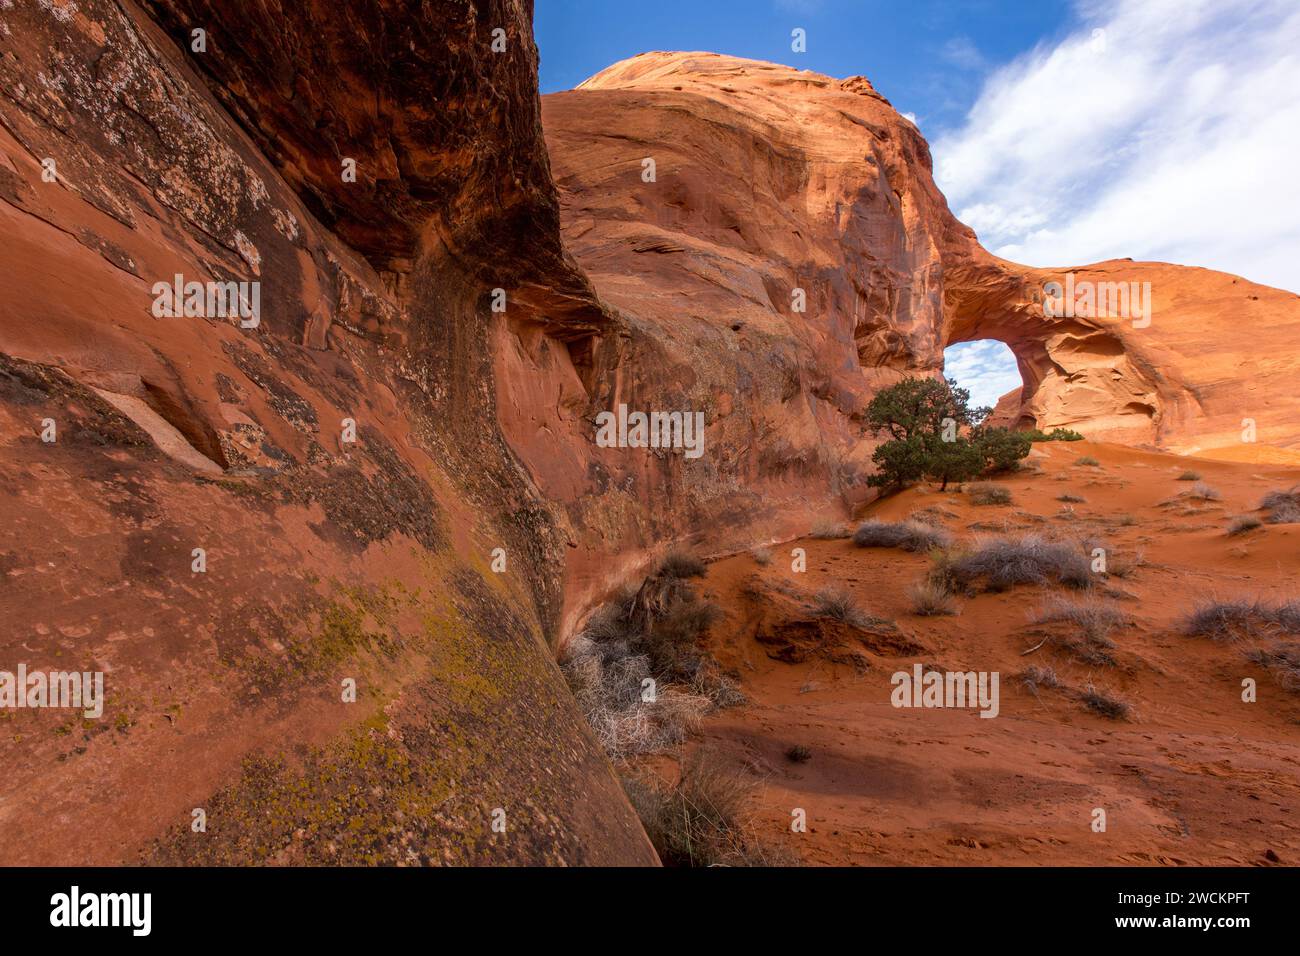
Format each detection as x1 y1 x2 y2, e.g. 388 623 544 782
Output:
2 8 1299 866
544 52 1300 464
0 0 650 865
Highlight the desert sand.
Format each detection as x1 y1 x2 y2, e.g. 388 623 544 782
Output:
647 440 1299 865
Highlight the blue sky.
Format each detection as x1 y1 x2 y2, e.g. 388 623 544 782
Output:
537 0 1073 130
536 0 1300 402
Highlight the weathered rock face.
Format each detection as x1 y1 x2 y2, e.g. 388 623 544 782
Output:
0 0 653 865
544 52 1300 464
941 254 1300 456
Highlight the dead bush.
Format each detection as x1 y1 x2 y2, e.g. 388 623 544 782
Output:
946 534 1092 591
623 750 795 867
853 519 951 552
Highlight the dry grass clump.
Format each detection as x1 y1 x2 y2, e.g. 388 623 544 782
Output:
1188 481 1222 502
562 570 739 761
968 482 1012 506
622 751 795 867
853 519 951 552
1103 549 1144 579
1075 456 1101 467
784 744 812 763
1244 644 1300 692
908 578 958 616
1176 470 1201 481
1056 493 1086 503
809 520 852 540
943 534 1092 592
750 546 773 566
810 586 875 628
908 505 957 526
1227 514 1262 536
1183 598 1300 642
657 549 708 579
1260 488 1300 524
1035 596 1129 634
1034 596 1130 665
1021 665 1061 692
1079 683 1131 720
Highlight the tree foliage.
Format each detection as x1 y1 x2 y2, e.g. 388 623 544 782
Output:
865 377 1031 491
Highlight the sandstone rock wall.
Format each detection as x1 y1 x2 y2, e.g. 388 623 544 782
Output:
545 51 1300 470
0 0 653 865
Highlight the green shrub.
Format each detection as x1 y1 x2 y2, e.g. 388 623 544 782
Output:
1025 427 1084 442
972 426 1033 473
865 378 1028 492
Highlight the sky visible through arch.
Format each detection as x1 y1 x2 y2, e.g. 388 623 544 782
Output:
943 340 1021 411
536 0 1300 393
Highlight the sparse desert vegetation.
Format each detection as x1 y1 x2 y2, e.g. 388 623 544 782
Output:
562 559 742 760
657 549 708 579
577 429 1300 868
940 534 1092 591
853 518 951 552
1184 598 1300 641
1079 683 1131 720
622 750 791 867
908 578 958 616
1021 665 1061 692
968 482 1012 505
1103 549 1144 578
1035 596 1129 633
1176 470 1202 481
751 546 773 566
1260 488 1300 524
810 586 874 627
1075 455 1100 467
785 744 812 763
1189 481 1223 501
810 520 852 539
1244 644 1300 692
1025 427 1085 442
1034 596 1130 665
1227 514 1262 536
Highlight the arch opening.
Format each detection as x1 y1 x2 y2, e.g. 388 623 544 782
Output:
942 339 1024 423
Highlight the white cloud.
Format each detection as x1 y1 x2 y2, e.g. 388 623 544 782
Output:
943 340 1022 410
933 0 1300 293
940 36 987 71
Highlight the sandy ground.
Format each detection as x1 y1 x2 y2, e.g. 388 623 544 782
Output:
662 440 1300 865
